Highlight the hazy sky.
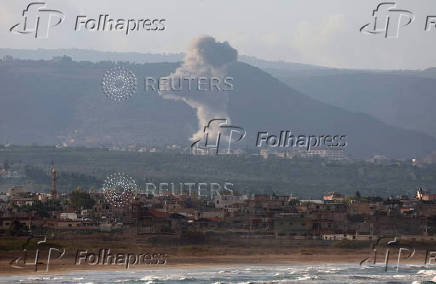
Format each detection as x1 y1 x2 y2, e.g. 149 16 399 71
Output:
1 0 436 70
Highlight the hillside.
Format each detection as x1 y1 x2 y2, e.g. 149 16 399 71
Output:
0 58 435 159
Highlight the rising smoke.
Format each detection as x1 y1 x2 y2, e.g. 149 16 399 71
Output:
159 36 238 143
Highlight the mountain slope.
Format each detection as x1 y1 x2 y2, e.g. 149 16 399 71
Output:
0 58 435 159
269 69 436 139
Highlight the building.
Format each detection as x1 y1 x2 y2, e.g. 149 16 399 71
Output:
305 148 346 160
323 192 345 202
214 193 246 210
7 186 28 197
417 189 436 201
274 213 312 237
59 212 78 220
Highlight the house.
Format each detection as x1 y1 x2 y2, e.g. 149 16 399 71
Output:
308 203 347 235
194 217 222 230
349 202 371 215
417 189 436 201
59 212 78 220
0 216 40 231
273 213 312 237
322 234 346 241
418 203 436 217
0 193 9 202
197 210 224 219
8 186 28 197
323 192 345 202
137 209 173 234
11 196 37 207
44 219 98 231
214 193 246 210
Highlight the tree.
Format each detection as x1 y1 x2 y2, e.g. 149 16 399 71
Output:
69 187 95 210
19 200 62 218
8 220 28 236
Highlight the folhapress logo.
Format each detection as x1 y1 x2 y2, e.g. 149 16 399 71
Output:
191 119 246 155
10 2 64 39
10 235 65 272
360 2 414 38
191 119 347 155
10 2 166 39
75 16 165 35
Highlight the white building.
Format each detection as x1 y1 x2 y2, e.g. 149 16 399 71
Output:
214 193 247 209
59 212 78 220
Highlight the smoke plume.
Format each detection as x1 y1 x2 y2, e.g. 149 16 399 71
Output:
159 36 238 143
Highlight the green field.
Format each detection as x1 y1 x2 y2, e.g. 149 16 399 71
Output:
0 145 435 198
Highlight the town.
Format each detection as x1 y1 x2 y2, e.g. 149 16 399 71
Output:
1 167 436 243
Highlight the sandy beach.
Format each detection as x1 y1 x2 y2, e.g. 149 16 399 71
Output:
0 247 430 276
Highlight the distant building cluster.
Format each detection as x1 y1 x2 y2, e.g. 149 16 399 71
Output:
260 148 347 160
2 179 436 242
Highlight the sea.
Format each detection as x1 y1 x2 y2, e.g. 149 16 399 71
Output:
1 264 436 283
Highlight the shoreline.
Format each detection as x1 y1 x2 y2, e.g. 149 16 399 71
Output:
0 249 431 277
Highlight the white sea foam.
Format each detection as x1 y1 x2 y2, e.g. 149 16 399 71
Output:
140 275 159 281
417 269 436 275
296 275 311 281
2 264 436 283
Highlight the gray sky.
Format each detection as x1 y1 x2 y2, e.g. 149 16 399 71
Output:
1 0 436 70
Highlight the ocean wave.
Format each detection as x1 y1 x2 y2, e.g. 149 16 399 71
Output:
295 275 311 281
418 270 436 276
4 264 436 284
140 275 160 281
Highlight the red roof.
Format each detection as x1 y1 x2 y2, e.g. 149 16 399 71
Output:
207 217 222 222
146 209 168 218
